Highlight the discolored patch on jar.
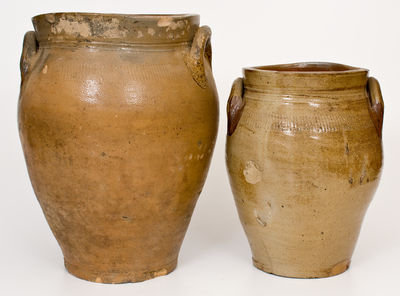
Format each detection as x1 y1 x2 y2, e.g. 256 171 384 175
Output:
152 268 168 277
90 17 129 38
157 17 187 36
254 201 273 227
157 16 173 27
326 259 350 276
95 277 102 283
243 160 262 184
50 15 128 39
45 14 56 24
51 18 91 37
255 216 267 227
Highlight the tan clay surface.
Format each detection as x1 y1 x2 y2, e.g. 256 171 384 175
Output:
226 62 383 278
18 13 218 283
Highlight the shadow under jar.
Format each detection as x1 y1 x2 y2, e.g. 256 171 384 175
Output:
18 13 218 283
226 62 383 278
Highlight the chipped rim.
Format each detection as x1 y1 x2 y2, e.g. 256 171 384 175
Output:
32 12 199 22
32 12 200 45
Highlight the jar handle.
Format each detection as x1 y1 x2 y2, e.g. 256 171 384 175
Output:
366 77 384 138
227 78 245 136
186 26 212 89
20 31 39 83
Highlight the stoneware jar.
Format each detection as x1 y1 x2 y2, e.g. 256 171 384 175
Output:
226 62 383 278
18 13 218 283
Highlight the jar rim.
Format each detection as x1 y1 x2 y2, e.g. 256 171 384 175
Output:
32 12 200 45
243 62 369 91
244 62 368 75
32 12 199 22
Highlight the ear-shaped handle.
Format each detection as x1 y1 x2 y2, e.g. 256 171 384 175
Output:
186 26 212 89
20 31 39 83
227 78 245 136
366 77 384 138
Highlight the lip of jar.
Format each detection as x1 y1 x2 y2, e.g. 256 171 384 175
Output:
243 62 369 92
32 12 200 45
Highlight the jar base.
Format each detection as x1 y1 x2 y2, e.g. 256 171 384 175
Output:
252 258 350 279
64 259 177 284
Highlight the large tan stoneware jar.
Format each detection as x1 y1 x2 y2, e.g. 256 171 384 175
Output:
226 62 383 278
18 13 218 283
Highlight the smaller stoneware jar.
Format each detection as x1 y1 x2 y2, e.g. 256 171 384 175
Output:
226 62 383 278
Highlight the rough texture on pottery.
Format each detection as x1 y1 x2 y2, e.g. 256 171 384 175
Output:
18 13 218 283
226 62 383 278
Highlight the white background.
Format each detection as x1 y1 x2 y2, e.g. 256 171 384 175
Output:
1 0 399 295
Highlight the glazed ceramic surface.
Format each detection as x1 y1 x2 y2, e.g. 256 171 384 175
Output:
18 13 218 283
226 62 383 278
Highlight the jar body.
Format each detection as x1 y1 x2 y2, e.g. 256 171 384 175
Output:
18 13 218 283
226 64 383 278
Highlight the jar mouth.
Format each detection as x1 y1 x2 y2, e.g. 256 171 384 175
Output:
32 12 198 22
243 62 369 91
32 12 200 45
245 62 368 75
